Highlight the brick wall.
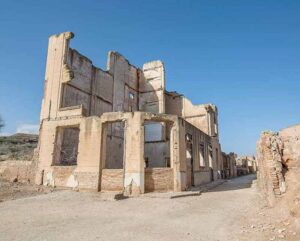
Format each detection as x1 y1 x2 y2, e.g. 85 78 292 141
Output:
101 169 124 191
257 126 300 206
145 168 174 192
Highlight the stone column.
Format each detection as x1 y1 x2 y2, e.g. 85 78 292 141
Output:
123 112 145 196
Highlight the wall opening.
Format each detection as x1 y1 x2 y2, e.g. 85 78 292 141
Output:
104 121 125 169
199 143 205 167
100 121 125 192
208 145 214 181
186 133 194 187
144 121 171 168
53 126 80 166
144 120 173 192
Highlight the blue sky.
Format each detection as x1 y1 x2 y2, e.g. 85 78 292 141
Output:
0 0 299 155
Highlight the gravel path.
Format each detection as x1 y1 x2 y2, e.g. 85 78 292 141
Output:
0 174 264 241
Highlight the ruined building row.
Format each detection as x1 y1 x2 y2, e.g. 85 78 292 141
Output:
33 31 231 195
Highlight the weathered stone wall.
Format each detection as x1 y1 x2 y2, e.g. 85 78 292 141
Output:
140 61 165 113
280 125 300 169
257 131 286 205
257 125 300 209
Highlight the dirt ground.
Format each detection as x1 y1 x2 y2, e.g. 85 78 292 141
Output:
0 174 299 241
0 179 54 202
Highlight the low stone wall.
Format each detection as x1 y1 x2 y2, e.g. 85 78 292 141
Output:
101 169 124 192
0 160 34 183
145 168 174 192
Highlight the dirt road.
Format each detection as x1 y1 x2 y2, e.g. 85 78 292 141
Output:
0 174 295 241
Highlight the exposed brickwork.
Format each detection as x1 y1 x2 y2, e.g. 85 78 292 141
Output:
257 131 285 204
145 168 174 192
257 125 300 209
101 169 123 191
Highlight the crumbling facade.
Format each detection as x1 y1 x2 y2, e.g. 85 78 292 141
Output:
35 32 223 195
236 155 257 175
221 152 237 178
257 125 300 207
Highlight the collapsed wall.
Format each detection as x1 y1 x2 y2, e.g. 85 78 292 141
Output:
257 125 300 217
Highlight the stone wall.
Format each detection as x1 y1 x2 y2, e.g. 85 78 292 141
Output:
257 125 300 209
257 131 285 205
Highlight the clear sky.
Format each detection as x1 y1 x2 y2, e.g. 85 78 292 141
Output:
0 0 299 155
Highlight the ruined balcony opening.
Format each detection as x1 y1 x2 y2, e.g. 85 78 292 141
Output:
53 126 80 166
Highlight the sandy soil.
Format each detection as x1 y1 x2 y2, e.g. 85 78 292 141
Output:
0 175 298 241
0 179 54 202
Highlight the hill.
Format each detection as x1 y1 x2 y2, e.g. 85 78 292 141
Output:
0 133 38 161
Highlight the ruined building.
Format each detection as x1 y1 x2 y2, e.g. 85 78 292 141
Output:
236 155 257 175
34 32 223 195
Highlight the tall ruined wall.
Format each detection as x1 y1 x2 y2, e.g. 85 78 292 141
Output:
257 125 300 211
41 32 166 122
140 61 165 113
39 32 167 170
61 49 114 116
41 32 219 145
